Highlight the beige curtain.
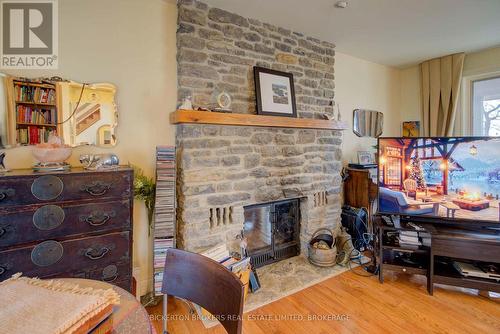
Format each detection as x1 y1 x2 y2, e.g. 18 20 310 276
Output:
420 53 465 136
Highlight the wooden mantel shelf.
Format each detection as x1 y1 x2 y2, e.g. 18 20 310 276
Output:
170 110 348 130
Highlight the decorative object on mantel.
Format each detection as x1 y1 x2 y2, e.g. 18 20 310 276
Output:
31 135 72 172
254 66 297 118
178 96 193 110
353 109 384 138
0 151 9 172
0 273 120 334
170 109 348 130
323 103 343 122
79 153 119 170
211 90 232 112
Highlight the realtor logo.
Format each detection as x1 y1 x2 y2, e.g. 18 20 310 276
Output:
1 0 58 69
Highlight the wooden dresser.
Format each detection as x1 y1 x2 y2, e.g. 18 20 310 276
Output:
0 167 133 292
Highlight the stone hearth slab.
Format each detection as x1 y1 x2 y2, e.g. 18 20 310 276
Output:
199 255 350 328
245 255 349 312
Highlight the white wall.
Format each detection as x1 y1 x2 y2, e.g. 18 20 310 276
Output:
3 0 178 296
335 52 401 164
400 65 421 123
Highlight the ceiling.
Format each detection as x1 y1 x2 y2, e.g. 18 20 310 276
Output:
203 0 500 68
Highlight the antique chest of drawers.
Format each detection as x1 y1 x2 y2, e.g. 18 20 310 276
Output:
0 167 133 292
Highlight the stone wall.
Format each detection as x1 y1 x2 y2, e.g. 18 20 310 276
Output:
175 1 342 254
177 0 336 119
176 124 343 253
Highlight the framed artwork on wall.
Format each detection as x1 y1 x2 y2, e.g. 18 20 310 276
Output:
402 121 420 137
254 66 297 118
357 151 374 165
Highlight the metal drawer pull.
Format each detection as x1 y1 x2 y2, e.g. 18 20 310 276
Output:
0 188 15 201
80 210 116 226
80 181 112 196
0 266 5 276
85 247 110 260
0 227 6 238
102 274 118 282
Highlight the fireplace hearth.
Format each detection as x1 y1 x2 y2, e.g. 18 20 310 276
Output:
244 199 301 268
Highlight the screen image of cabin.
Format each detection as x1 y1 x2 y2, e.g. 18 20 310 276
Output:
378 137 500 222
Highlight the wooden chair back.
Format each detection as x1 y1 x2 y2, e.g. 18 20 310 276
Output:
403 178 417 191
161 248 245 334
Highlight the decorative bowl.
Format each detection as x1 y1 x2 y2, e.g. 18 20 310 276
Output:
32 146 72 164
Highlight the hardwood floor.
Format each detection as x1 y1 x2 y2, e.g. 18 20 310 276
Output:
147 270 500 334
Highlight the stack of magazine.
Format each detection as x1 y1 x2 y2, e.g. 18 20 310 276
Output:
153 146 176 295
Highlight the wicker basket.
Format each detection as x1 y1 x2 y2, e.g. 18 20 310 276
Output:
308 228 337 267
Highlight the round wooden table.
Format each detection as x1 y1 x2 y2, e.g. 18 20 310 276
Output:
57 278 155 334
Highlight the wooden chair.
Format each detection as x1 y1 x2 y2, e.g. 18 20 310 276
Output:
161 248 245 334
403 178 418 199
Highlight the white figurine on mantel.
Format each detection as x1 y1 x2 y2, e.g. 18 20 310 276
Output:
178 96 193 110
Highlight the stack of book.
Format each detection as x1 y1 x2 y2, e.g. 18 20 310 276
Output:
398 231 421 249
153 146 176 295
201 244 252 273
398 230 431 249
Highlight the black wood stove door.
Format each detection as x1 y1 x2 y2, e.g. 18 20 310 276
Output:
243 198 300 268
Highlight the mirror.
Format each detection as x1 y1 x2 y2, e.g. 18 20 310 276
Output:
0 73 117 148
353 109 384 138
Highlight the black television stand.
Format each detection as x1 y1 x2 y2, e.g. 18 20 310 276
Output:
375 215 500 295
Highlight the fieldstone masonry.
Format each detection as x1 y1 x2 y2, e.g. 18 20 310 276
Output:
176 125 343 253
176 1 342 255
177 0 336 119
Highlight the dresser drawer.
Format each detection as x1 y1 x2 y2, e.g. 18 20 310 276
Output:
45 262 132 288
0 232 130 280
0 171 132 207
0 200 131 248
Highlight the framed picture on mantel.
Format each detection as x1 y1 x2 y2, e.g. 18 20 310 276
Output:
254 66 297 118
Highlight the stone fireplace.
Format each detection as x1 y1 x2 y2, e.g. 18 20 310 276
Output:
175 1 344 262
175 124 343 256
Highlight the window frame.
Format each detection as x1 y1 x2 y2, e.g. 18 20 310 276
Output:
462 71 500 135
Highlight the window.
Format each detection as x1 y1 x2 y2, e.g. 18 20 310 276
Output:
471 76 500 136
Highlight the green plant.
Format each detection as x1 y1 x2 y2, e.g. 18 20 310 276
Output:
132 166 156 233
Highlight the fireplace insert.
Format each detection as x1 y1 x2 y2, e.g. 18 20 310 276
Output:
243 198 300 268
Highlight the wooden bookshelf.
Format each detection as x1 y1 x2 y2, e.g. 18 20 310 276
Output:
9 80 62 145
15 101 57 107
170 109 349 130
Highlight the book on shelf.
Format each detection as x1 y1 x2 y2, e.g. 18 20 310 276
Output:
15 84 56 104
17 126 56 145
16 105 56 125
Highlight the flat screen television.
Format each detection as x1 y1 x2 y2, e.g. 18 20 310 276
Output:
377 136 500 226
